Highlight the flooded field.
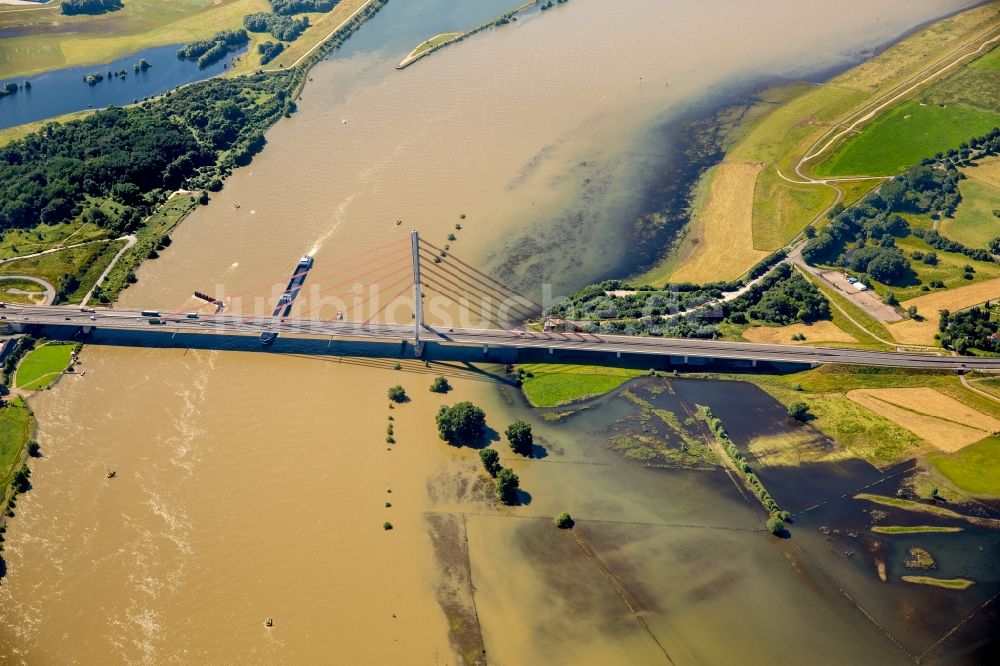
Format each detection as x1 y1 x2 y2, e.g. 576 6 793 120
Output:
0 0 995 663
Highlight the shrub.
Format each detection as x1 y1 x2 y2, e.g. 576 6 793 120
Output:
788 401 810 421
387 385 407 402
429 376 451 393
383 521 393 530
554 512 574 529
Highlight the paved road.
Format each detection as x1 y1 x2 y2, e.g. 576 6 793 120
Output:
0 275 55 306
3 303 1000 370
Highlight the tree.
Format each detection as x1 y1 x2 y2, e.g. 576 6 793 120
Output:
495 467 520 504
554 512 574 529
907 305 919 319
387 385 407 403
505 420 533 456
788 401 810 421
766 514 784 535
436 401 486 445
479 448 501 476
429 376 451 393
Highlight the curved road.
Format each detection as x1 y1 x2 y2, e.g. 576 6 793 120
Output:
0 275 55 306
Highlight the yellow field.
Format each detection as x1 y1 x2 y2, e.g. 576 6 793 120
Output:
846 387 1000 452
887 277 1000 345
670 162 767 283
741 320 857 345
746 431 855 468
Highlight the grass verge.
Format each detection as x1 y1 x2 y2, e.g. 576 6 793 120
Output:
518 364 644 408
928 435 1000 497
15 342 77 391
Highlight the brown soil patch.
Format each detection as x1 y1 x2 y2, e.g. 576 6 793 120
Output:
671 162 767 283
846 387 1000 452
741 321 857 345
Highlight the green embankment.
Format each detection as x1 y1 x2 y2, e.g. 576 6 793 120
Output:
0 397 34 511
813 101 1000 177
15 342 77 391
100 195 197 302
929 435 1000 497
518 364 644 408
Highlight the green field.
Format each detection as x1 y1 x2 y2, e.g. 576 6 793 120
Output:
939 178 1000 250
0 277 47 305
0 397 33 504
15 343 77 391
862 233 1000 302
0 0 270 79
813 101 1000 177
929 435 1000 497
0 238 127 304
518 364 644 408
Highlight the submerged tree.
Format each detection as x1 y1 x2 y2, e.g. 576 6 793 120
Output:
505 420 533 456
495 467 520 505
436 401 486 445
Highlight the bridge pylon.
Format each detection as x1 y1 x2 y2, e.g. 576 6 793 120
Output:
411 229 424 357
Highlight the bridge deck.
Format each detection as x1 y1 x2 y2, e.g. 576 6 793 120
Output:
1 304 995 370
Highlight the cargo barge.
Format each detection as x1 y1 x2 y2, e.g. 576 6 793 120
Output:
260 255 313 346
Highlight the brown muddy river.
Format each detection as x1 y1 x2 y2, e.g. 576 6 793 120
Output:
0 0 991 664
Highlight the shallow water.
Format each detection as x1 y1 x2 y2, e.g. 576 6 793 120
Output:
0 43 247 129
0 0 992 663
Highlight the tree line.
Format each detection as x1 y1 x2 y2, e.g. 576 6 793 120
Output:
244 13 310 42
177 29 249 69
61 0 123 16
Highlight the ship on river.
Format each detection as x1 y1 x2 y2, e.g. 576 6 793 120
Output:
260 255 314 345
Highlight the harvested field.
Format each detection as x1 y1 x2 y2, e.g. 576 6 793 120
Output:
888 277 1000 345
670 162 767 283
741 321 856 345
846 387 1000 452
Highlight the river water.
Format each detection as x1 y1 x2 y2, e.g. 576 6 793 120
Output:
0 0 989 664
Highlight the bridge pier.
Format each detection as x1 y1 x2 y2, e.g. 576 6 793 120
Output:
82 326 93 335
549 348 554 355
482 344 489 355
752 359 757 368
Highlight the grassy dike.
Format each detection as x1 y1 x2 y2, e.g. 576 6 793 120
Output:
396 0 550 69
666 2 1000 282
0 397 37 573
